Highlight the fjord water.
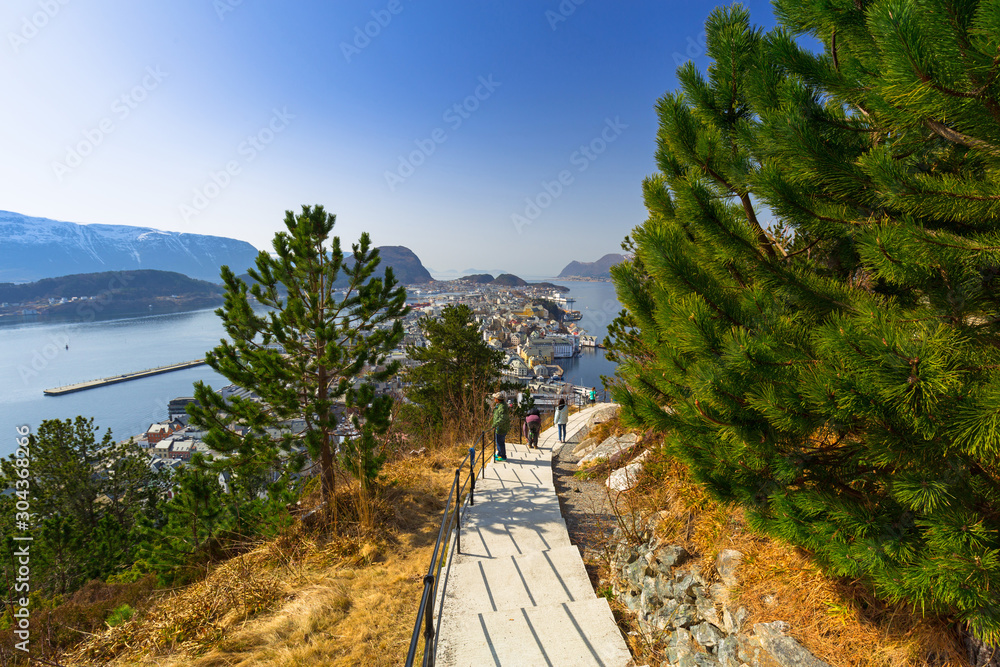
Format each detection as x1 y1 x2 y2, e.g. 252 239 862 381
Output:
0 281 621 459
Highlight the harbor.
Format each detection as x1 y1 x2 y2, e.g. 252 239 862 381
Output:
2 280 620 459
43 359 207 396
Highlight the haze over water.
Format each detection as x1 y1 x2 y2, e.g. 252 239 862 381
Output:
0 281 620 459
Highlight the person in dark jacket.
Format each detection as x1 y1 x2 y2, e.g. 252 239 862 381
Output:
524 405 542 448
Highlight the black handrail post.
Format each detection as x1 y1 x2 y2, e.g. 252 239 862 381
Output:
468 447 476 506
422 574 436 667
453 468 462 555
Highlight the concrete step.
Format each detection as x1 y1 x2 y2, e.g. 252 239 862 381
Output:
456 516 572 561
444 545 595 613
478 461 554 489
468 485 560 507
436 597 633 667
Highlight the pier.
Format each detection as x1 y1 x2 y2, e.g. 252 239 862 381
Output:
43 359 207 396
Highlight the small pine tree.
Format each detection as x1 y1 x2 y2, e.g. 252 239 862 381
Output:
405 303 510 435
137 460 225 584
188 205 408 527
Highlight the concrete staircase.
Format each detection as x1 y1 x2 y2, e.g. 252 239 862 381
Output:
435 404 632 667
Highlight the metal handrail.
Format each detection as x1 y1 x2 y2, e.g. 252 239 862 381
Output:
405 428 494 667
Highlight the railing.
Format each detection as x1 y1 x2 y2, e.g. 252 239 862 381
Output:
405 429 495 667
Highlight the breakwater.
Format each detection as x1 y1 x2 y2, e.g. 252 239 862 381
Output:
43 359 207 396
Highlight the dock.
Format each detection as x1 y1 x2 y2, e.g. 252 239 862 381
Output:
43 359 207 396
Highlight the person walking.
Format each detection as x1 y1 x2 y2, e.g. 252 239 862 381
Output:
524 405 541 448
589 387 597 404
491 392 510 462
554 398 569 443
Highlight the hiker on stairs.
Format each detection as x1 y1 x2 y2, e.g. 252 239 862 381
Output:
524 405 541 448
491 392 510 462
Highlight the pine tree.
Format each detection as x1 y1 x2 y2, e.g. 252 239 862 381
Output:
136 461 225 584
189 205 408 525
0 418 164 594
608 3 1000 641
405 303 510 434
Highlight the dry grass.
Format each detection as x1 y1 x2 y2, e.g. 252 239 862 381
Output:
605 424 970 667
64 443 470 667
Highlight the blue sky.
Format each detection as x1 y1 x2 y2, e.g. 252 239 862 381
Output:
2 0 779 277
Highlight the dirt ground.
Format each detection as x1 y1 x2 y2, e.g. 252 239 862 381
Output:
551 440 618 572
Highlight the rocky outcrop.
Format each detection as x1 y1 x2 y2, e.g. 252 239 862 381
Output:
490 273 528 287
611 517 831 667
374 245 433 284
557 253 627 279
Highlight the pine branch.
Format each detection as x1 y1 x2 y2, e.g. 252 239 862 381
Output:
924 120 1000 157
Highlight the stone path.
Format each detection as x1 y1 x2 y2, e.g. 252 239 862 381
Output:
435 404 632 667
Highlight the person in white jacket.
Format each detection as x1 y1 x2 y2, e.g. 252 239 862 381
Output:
554 399 569 443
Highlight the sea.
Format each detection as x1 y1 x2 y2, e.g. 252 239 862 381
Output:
0 280 621 459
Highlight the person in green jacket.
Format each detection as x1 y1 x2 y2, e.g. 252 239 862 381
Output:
491 392 509 461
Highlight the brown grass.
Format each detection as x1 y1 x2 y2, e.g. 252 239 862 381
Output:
64 442 470 667
603 424 970 667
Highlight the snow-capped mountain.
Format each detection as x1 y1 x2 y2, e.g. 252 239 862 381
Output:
0 211 260 283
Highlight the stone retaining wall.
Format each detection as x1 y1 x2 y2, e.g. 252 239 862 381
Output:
609 517 831 667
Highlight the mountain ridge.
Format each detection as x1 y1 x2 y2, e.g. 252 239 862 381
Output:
0 211 260 283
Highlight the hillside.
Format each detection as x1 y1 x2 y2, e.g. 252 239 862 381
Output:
375 245 433 284
0 270 223 303
460 273 494 284
557 253 627 279
237 245 433 290
490 273 528 287
0 211 260 283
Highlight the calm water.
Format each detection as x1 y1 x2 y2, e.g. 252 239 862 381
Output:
548 280 621 397
0 281 621 458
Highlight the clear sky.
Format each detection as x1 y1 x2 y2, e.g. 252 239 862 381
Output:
2 0 779 277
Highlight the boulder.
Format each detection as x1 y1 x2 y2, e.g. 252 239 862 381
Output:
715 549 743 588
750 622 833 667
607 460 645 492
572 435 600 456
690 621 724 649
580 433 639 466
716 636 741 667
650 544 691 577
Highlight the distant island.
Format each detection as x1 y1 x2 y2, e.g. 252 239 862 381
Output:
0 270 225 325
557 253 627 280
442 273 569 291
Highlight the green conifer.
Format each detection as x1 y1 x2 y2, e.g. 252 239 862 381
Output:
189 205 408 526
405 303 509 434
608 2 1000 641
